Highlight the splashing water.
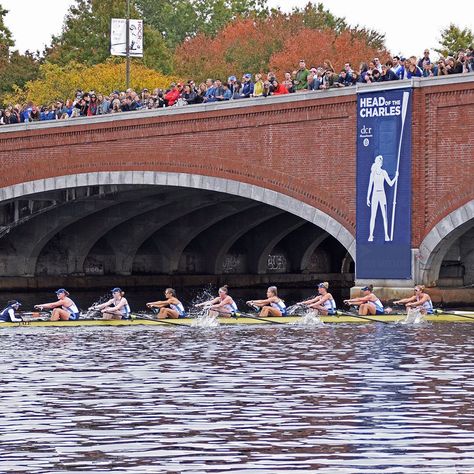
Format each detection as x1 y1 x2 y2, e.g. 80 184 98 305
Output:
82 294 111 319
286 304 302 315
292 308 324 326
191 310 220 328
399 307 428 325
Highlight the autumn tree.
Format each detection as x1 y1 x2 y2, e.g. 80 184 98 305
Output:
45 0 172 73
174 8 387 82
436 23 473 56
3 61 178 106
135 0 268 49
270 28 389 75
0 5 41 105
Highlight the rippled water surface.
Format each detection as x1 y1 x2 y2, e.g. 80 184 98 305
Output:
1 324 474 473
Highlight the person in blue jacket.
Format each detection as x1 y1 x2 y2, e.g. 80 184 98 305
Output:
0 300 23 322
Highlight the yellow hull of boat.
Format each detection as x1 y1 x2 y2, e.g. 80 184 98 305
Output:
1 312 473 328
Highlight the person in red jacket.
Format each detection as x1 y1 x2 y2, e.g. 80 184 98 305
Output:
164 83 181 106
271 79 289 95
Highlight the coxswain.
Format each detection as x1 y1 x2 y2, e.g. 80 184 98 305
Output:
146 288 187 319
90 288 130 320
34 289 80 321
247 286 287 317
297 282 336 315
393 285 433 314
195 285 238 317
344 285 384 315
0 300 23 322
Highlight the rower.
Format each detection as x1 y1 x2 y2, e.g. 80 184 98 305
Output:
247 286 287 317
146 288 187 319
344 285 384 316
394 285 433 314
35 289 80 321
91 288 130 320
297 282 336 315
0 300 23 322
195 285 238 317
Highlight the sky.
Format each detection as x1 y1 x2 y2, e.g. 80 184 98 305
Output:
2 0 473 57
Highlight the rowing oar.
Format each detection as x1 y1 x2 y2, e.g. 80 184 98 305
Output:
132 312 191 327
336 310 390 325
433 309 474 322
232 311 287 325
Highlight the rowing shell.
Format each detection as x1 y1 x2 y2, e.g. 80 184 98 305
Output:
1 312 473 328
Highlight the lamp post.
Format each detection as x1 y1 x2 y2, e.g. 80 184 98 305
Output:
125 0 130 90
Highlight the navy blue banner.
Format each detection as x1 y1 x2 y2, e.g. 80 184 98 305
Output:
356 88 412 279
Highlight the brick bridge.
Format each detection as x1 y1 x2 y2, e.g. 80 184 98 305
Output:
0 75 473 302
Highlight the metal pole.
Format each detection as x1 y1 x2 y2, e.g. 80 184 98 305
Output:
126 0 130 90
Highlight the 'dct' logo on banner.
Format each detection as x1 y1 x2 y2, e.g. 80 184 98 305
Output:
356 88 412 280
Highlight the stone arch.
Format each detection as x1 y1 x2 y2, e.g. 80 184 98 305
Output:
0 172 355 260
417 200 474 285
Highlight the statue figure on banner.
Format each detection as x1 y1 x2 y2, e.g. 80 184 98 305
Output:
367 155 398 242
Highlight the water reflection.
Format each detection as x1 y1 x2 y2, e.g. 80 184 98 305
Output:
1 325 474 473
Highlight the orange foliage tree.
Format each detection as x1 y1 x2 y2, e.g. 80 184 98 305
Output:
174 12 388 82
270 29 389 74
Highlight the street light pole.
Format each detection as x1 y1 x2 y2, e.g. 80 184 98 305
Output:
125 0 130 90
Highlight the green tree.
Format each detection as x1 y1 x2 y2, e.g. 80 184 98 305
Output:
45 0 172 73
0 4 14 58
135 0 267 49
0 6 41 105
0 50 40 100
436 23 474 56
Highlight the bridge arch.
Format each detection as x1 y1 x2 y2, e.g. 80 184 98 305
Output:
418 200 474 285
0 171 356 263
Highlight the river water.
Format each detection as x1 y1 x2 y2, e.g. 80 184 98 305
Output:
1 323 474 473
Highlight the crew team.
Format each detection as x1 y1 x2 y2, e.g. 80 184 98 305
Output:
0 283 433 322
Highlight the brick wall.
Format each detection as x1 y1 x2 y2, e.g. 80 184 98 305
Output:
0 78 473 250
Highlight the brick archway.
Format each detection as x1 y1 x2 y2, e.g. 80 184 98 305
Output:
0 171 356 260
418 200 474 285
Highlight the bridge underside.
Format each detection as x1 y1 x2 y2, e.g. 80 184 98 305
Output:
0 184 355 293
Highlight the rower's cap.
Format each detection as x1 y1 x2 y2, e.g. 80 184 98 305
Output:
111 287 122 293
361 286 370 291
55 288 67 294
8 300 21 307
317 282 326 288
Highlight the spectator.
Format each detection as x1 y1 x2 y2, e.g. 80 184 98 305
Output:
240 73 254 98
446 56 463 74
271 79 289 95
390 56 404 79
406 57 423 78
294 59 309 91
437 58 449 76
283 72 295 93
253 73 264 97
308 70 321 90
99 95 111 114
372 69 382 82
359 62 369 82
87 94 99 116
381 62 399 81
374 57 383 72
222 83 232 100
418 49 431 69
203 79 216 103
196 83 207 104
467 49 474 72
214 79 225 101
338 70 352 87
164 82 181 106
232 80 242 99
321 69 339 89
182 84 198 104
227 76 237 94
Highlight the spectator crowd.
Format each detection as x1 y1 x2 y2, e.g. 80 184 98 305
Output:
1 48 473 125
